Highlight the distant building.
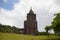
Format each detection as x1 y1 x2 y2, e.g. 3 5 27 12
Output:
19 28 24 34
20 8 38 35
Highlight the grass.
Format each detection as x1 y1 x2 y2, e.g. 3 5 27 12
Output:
0 32 60 40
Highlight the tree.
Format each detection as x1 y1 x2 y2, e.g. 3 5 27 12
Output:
51 13 60 35
45 26 51 33
45 26 51 37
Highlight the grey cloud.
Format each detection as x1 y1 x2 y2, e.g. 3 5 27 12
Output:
54 0 60 5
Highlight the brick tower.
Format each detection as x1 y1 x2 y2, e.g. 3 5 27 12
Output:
24 8 38 35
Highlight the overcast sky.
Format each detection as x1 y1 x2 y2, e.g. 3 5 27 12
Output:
0 0 60 32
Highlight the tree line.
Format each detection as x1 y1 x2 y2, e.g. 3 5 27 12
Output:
0 24 20 34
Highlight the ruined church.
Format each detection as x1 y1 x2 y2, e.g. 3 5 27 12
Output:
20 8 38 35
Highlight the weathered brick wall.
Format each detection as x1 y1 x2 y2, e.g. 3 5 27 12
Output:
24 9 38 35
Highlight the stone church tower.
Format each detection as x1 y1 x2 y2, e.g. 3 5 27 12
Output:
24 8 38 35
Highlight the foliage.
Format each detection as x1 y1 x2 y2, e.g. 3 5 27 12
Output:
38 32 48 35
45 26 51 33
0 24 20 34
51 13 60 35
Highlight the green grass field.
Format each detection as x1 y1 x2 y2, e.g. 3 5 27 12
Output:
0 32 60 40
